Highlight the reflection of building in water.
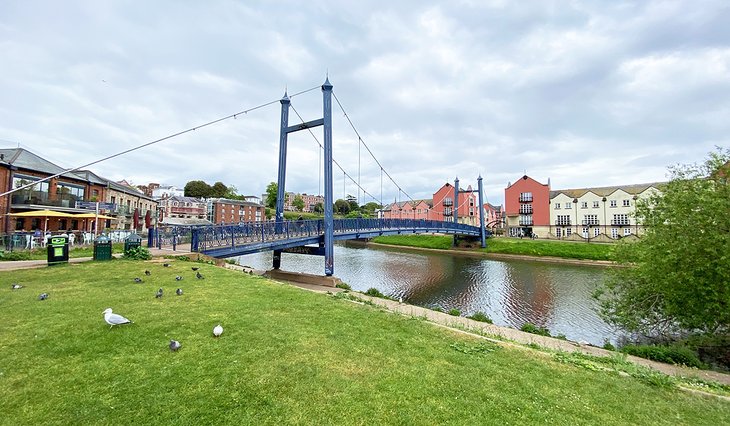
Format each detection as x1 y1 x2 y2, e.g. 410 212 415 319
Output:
502 262 555 328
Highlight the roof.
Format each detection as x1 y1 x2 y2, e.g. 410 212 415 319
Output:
160 217 213 226
550 182 666 199
0 148 85 181
382 199 433 211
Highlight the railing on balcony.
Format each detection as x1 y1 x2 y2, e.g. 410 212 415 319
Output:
442 200 453 206
519 207 533 214
11 192 83 208
611 220 631 226
582 220 600 225
519 220 533 226
555 220 572 226
519 196 533 203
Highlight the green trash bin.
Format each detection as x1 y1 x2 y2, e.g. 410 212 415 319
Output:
124 232 142 254
47 235 69 266
93 235 113 261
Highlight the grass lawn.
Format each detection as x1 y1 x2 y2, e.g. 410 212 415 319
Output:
372 235 616 261
1 259 727 425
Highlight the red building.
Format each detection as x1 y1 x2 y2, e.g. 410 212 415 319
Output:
209 198 264 224
482 202 504 231
430 182 481 226
381 199 432 220
504 175 550 237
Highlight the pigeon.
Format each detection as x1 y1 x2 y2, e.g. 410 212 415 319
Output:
191 267 199 271
175 276 183 281
155 288 163 298
196 271 204 280
169 340 181 351
213 324 223 337
163 263 170 267
102 308 132 328
176 288 183 296
11 284 23 290
144 270 151 276
134 277 143 283
38 293 49 301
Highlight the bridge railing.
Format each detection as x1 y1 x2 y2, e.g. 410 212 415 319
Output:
191 218 482 252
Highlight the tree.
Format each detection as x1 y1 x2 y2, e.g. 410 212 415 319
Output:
361 202 382 216
313 202 324 214
184 180 212 198
265 182 278 209
596 148 730 338
293 194 305 212
210 181 228 198
334 199 350 215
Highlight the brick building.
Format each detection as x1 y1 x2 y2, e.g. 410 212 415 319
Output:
208 198 264 224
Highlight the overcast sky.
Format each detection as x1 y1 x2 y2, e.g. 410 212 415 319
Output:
1 1 728 206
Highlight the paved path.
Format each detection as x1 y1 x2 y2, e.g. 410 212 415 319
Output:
0 246 191 271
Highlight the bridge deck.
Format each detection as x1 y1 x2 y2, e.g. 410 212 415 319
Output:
191 218 482 258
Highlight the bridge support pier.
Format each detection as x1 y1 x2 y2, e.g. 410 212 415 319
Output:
478 175 486 248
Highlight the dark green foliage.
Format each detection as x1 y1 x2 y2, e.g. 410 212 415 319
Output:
184 180 212 198
448 308 461 316
334 199 350 215
335 282 352 290
292 194 305 212
313 202 324 214
122 246 151 260
466 311 493 323
364 287 384 298
521 323 551 337
620 345 705 369
265 182 277 209
0 251 32 261
597 148 730 337
603 340 616 351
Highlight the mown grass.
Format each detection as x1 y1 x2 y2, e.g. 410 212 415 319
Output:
372 235 615 261
1 259 727 425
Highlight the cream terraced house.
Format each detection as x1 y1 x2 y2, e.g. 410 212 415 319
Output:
549 183 663 241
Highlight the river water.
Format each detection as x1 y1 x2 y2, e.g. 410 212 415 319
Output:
234 243 620 346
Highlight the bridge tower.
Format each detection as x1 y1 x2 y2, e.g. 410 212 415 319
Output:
273 78 335 276
453 177 459 246
478 175 486 248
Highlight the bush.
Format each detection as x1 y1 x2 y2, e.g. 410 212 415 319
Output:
364 287 384 298
620 344 705 369
603 340 616 351
466 311 493 324
520 323 551 337
0 251 32 261
335 282 352 290
448 308 461 317
123 246 151 261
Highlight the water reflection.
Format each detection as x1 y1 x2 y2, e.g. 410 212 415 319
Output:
235 243 619 345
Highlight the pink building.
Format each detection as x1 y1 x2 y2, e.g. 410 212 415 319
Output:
381 200 431 219
430 182 481 226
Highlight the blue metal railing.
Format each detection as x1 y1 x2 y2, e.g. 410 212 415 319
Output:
191 219 482 253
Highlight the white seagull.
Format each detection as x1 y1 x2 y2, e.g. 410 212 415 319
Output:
213 324 223 337
103 308 132 329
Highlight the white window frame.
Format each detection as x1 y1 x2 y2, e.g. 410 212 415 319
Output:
554 203 561 210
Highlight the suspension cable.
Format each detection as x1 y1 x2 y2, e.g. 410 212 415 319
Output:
0 85 321 199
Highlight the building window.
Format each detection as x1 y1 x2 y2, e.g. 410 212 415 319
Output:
613 214 630 225
443 197 453 206
566 227 572 236
519 192 532 202
519 205 532 214
565 202 572 210
593 201 600 208
554 203 561 210
610 200 617 208
594 227 600 237
556 228 562 238
556 215 571 226
624 228 632 236
611 228 618 239
623 199 630 207
582 227 589 238
582 214 599 225
581 202 588 209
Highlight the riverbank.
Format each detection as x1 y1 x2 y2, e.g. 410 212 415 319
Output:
2 259 728 423
364 235 617 267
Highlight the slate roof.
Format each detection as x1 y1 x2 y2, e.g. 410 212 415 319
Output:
0 148 84 180
550 182 666 199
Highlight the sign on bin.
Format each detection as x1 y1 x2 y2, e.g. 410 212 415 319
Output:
47 236 69 266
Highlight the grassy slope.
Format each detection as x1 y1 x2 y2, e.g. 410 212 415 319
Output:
372 235 615 261
1 260 727 425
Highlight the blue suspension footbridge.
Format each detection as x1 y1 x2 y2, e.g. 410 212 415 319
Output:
189 77 487 275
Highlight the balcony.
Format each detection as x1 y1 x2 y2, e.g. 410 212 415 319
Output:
581 220 600 226
555 220 572 226
442 200 453 206
519 207 533 214
519 196 533 203
611 220 631 226
519 220 533 226
11 192 83 208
